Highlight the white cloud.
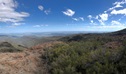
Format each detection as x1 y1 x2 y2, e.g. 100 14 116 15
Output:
91 20 94 23
62 9 75 17
111 20 124 26
38 5 44 11
107 0 126 12
44 9 51 15
98 20 105 26
38 5 51 15
93 13 108 26
90 13 108 26
79 17 84 21
115 4 123 8
87 20 126 31
72 17 84 21
33 25 41 27
87 15 97 25
33 24 48 27
89 20 98 25
87 0 126 30
108 4 123 11
95 16 99 19
12 23 25 26
0 0 29 23
113 0 126 6
87 15 92 19
111 8 126 15
99 13 108 21
72 18 79 21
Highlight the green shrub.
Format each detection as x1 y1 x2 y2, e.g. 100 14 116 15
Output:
42 34 126 74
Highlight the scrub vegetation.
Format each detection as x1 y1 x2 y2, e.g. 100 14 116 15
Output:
42 29 126 74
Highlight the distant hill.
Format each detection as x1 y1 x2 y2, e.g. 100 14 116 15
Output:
0 42 13 47
0 42 21 52
59 28 126 42
112 28 126 35
59 33 105 42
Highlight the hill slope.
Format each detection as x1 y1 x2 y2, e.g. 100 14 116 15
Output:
112 28 126 35
0 42 21 52
0 41 62 74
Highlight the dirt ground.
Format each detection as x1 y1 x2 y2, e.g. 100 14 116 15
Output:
0 41 62 74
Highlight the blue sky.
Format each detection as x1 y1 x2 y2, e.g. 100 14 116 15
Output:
0 0 126 33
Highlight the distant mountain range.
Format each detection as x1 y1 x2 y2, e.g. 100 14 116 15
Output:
0 31 109 37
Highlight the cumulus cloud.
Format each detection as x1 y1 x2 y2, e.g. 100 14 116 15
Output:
99 13 108 21
113 0 126 6
79 17 84 21
72 18 78 21
111 8 126 15
98 20 106 25
88 13 108 26
87 15 93 19
87 15 97 25
38 5 51 15
44 9 51 15
0 0 29 23
92 0 126 26
111 20 124 26
89 20 98 25
91 20 94 23
95 16 99 19
86 0 126 31
96 14 108 26
87 20 125 31
38 5 44 11
108 0 126 15
106 0 125 12
107 4 123 11
62 9 75 17
72 17 84 21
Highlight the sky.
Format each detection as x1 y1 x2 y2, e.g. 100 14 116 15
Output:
0 0 126 33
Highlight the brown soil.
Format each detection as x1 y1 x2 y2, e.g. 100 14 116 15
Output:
0 41 63 74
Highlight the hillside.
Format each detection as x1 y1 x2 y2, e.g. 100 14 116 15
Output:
0 42 46 74
0 29 126 74
41 29 126 74
0 42 21 52
111 28 126 35
116 28 126 33
0 41 63 74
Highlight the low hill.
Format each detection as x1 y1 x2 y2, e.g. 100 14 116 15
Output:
0 41 62 74
42 29 126 74
111 28 126 35
0 42 21 52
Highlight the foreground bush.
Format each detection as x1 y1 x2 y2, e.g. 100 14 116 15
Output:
42 39 126 74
